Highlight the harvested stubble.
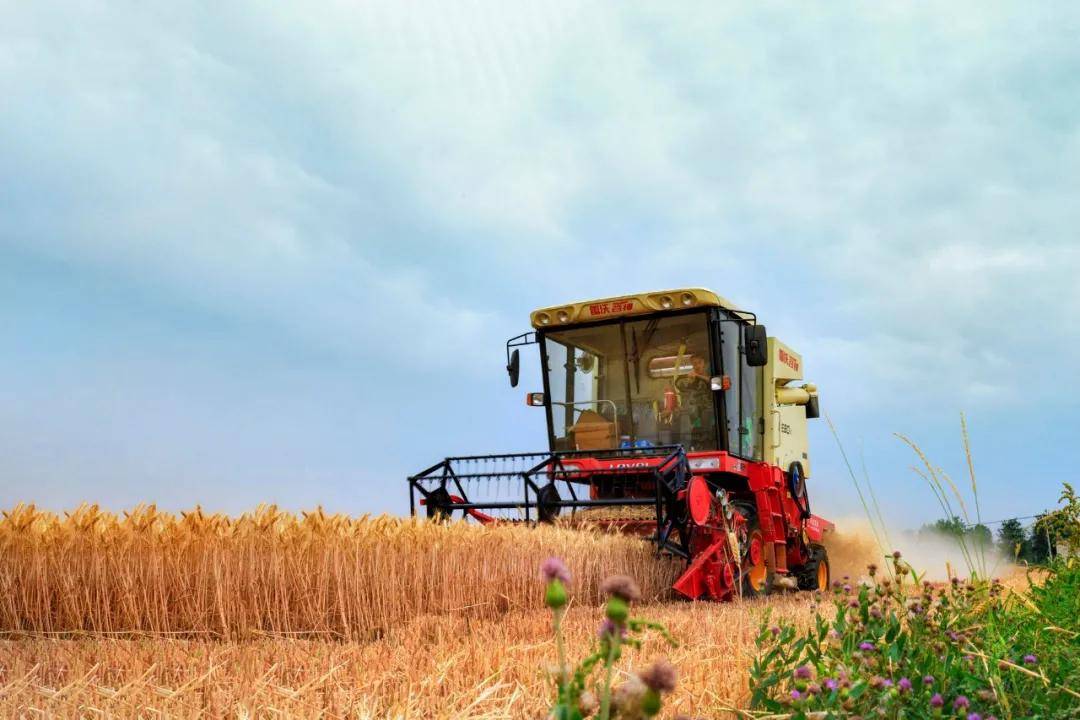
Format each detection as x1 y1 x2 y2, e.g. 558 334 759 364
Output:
0 597 816 719
0 503 681 639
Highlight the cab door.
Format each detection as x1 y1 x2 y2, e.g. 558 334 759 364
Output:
718 318 764 460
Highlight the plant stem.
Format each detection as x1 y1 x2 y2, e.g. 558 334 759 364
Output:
597 634 620 720
553 608 567 689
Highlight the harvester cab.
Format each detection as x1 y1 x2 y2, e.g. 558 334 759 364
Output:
408 288 834 601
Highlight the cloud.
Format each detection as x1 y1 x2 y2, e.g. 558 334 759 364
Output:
2 1 1080 524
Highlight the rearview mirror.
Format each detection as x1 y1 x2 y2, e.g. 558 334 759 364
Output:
526 392 546 406
507 348 520 387
745 324 768 367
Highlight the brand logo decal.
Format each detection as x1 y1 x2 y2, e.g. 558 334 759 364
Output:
588 300 634 316
778 348 800 372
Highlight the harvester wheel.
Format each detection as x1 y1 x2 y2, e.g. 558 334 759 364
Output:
425 487 454 521
734 505 773 598
536 483 562 523
797 544 830 591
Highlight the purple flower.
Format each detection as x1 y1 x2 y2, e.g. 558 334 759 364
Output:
843 584 853 593
898 677 912 692
597 618 625 639
923 675 935 686
793 664 813 680
881 679 893 688
824 678 839 692
859 642 876 652
807 682 821 695
954 695 970 710
790 689 802 701
930 693 944 708
848 599 859 608
540 557 571 584
967 714 982 720
1022 654 1038 665
769 625 781 637
638 659 677 693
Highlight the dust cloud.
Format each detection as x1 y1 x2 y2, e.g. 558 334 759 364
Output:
821 517 1015 582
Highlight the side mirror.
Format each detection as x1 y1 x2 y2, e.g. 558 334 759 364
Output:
526 392 546 406
507 348 520 387
745 324 768 367
806 395 820 419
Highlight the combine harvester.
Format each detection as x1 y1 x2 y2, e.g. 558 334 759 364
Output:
408 289 832 600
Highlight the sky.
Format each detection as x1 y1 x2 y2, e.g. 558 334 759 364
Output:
3 2 1079 530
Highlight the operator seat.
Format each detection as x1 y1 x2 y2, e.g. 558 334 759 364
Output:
571 410 615 451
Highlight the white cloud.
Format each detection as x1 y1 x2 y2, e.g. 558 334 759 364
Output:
3 1 1080 519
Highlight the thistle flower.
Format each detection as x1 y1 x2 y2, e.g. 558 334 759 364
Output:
579 690 598 716
790 689 802 701
898 677 912 693
540 557 571 584
597 618 625 639
867 563 878 577
600 575 642 602
639 659 677 693
892 550 902 559
954 695 970 710
967 715 982 720
793 664 814 680
1022 654 1038 665
859 642 875 652
923 675 935 686
824 678 839 692
612 676 646 714
930 693 944 708
769 625 781 637
807 682 821 695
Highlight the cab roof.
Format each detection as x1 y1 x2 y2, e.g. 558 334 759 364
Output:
530 288 739 329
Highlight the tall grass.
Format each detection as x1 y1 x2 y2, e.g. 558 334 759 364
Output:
0 504 680 639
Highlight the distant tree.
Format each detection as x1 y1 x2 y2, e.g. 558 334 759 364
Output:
920 516 966 540
997 518 1027 561
1037 483 1080 557
969 523 992 548
1029 513 1056 563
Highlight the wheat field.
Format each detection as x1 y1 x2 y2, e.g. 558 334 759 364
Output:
0 503 683 640
0 504 875 718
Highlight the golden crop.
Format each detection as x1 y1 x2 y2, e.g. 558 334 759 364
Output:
0 503 681 640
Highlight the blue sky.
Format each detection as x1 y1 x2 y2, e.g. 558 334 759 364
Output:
3 3 1079 529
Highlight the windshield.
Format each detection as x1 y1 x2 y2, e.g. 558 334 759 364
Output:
543 312 719 452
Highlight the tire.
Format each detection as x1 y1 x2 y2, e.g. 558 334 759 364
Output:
734 504 773 598
425 487 454 521
536 483 562 523
797 543 830 591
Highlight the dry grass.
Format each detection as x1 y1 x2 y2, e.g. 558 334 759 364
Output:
0 504 680 640
0 504 889 717
0 597 817 719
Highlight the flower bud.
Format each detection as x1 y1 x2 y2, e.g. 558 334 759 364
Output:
606 595 629 623
545 579 567 609
641 688 662 716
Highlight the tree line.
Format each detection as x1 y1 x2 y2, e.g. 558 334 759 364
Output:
919 483 1080 564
